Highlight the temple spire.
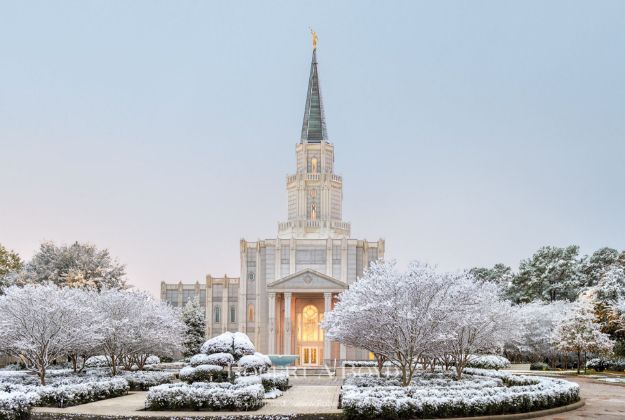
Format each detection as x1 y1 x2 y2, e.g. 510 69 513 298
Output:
300 32 328 143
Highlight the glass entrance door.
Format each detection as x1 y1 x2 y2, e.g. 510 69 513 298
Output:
302 346 318 366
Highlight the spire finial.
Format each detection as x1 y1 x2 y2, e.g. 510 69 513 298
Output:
310 28 318 50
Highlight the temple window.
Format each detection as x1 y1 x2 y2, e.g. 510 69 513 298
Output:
311 157 318 174
248 303 255 322
214 305 221 323
230 305 236 323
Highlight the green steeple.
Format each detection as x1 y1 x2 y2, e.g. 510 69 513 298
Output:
300 48 328 143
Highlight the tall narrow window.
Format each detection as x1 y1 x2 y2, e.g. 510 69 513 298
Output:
311 158 318 174
248 303 255 322
311 203 317 221
214 305 221 323
230 305 236 323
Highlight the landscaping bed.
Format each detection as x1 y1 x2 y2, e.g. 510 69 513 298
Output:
339 369 580 419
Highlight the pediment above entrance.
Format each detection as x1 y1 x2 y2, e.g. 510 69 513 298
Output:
266 269 347 292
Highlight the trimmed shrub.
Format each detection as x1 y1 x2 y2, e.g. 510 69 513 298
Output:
121 372 174 391
586 358 625 372
530 362 550 371
239 355 270 375
260 373 289 391
179 365 227 383
84 356 111 368
467 355 511 370
206 353 235 367
200 332 255 360
145 382 264 411
145 356 161 365
189 354 212 367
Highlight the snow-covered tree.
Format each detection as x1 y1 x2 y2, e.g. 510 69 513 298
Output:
94 288 184 374
323 261 458 385
506 300 574 364
0 285 96 384
579 247 621 287
509 245 581 303
200 331 255 360
0 244 23 293
552 302 614 373
21 241 127 290
181 298 206 357
444 275 515 379
469 264 513 290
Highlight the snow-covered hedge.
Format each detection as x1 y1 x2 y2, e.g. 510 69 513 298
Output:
343 374 402 387
340 370 580 419
466 355 511 370
239 354 270 374
586 357 625 372
121 371 175 391
200 332 255 360
179 365 227 383
1 377 129 409
145 382 264 411
145 355 161 365
0 389 40 420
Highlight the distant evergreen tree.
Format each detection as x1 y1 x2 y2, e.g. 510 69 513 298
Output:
508 245 581 303
0 244 23 294
181 297 206 357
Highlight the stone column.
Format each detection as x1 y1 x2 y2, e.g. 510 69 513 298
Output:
340 343 346 361
222 277 229 333
239 241 247 333
268 292 276 354
324 292 332 364
283 292 292 355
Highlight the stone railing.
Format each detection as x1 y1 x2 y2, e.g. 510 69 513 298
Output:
286 173 343 184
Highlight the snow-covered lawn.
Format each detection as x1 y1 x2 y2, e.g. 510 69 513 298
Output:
340 368 580 419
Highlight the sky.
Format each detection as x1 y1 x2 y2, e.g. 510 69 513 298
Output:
1 1 624 298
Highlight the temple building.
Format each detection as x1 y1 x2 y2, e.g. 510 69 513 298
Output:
161 40 384 365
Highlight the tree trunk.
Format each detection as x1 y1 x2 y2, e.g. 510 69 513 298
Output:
70 354 78 372
111 355 117 376
39 366 46 386
576 351 581 374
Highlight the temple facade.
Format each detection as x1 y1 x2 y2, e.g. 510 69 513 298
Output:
161 43 384 365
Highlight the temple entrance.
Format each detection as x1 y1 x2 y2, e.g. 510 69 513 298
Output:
301 346 318 366
296 303 323 365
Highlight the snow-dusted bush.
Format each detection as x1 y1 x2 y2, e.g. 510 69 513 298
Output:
200 332 255 360
340 370 580 419
189 353 212 367
467 355 511 370
144 356 160 365
239 354 270 374
179 365 226 383
259 373 288 391
206 353 235 367
234 376 262 386
84 356 111 368
342 360 393 368
0 372 38 386
586 357 625 372
121 371 174 391
0 388 40 420
145 382 264 411
530 362 549 371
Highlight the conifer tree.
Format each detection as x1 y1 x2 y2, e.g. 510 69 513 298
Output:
181 297 206 357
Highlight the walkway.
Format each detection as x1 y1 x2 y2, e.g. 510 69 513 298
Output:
31 383 342 418
534 376 625 419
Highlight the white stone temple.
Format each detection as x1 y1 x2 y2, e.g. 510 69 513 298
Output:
162 42 384 365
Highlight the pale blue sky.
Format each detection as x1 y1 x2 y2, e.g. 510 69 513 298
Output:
1 1 624 297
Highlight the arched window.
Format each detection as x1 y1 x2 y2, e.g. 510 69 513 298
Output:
248 303 255 322
214 305 221 323
311 203 317 221
311 157 318 174
230 305 236 323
